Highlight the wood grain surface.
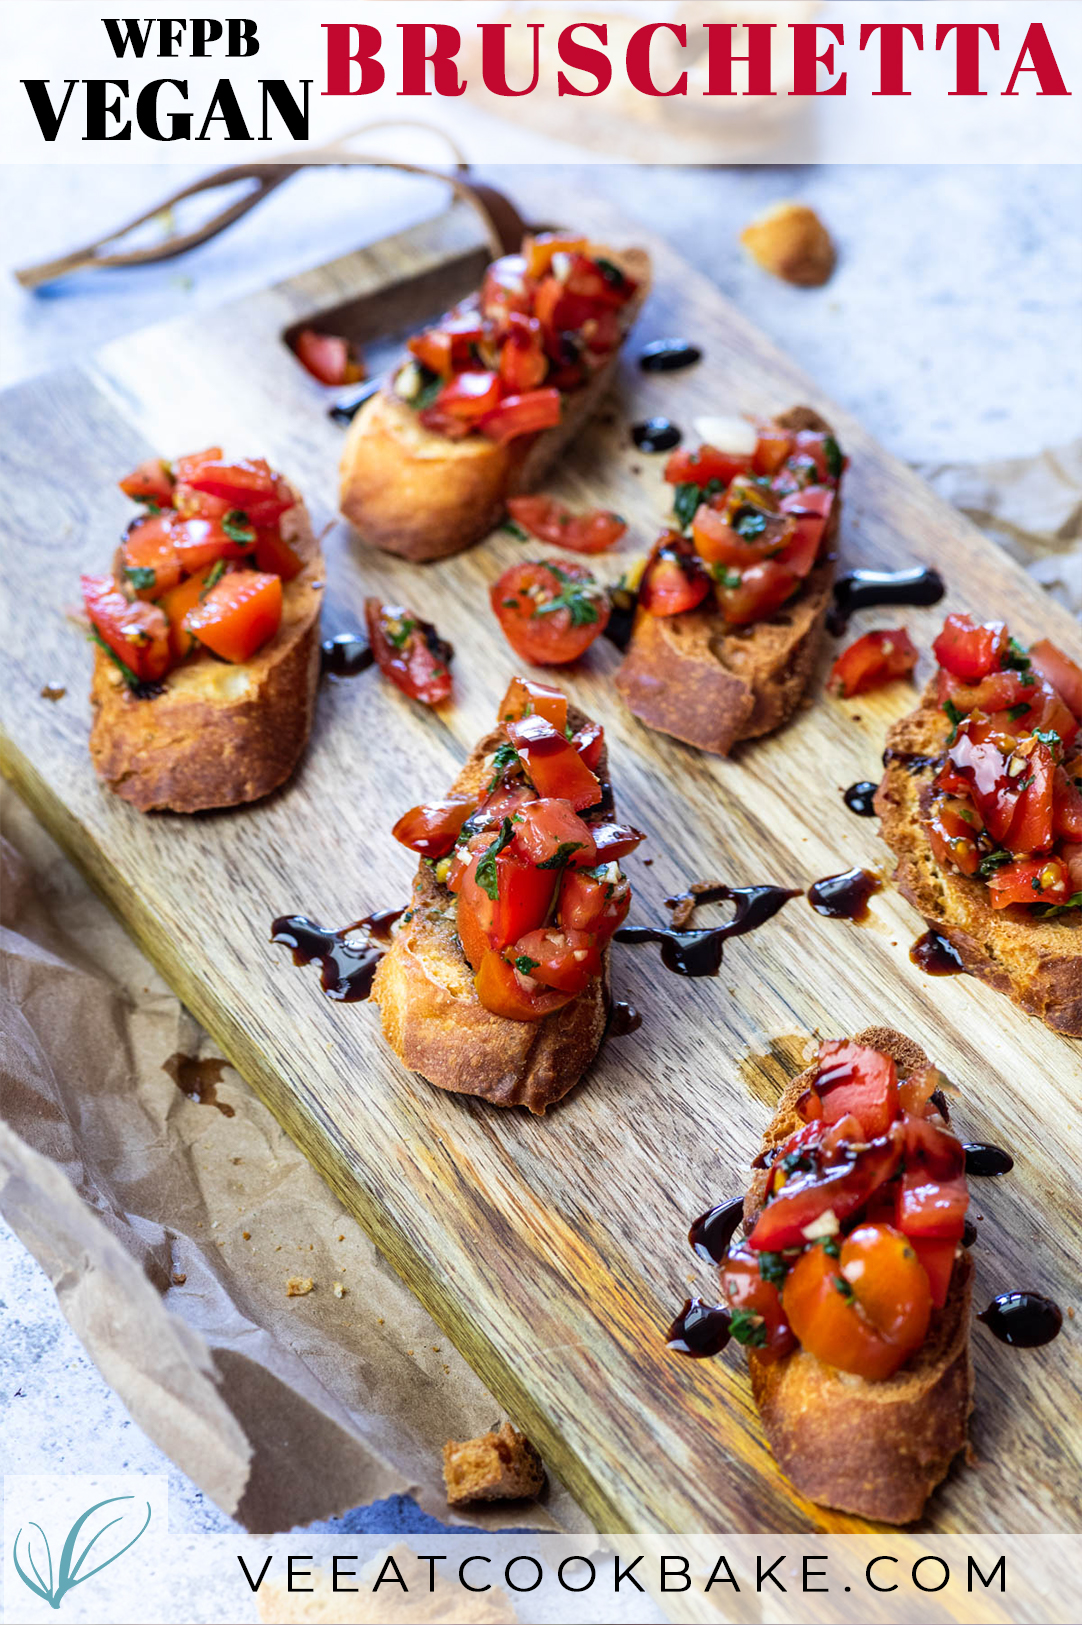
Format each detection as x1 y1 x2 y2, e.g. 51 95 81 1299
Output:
2 194 1079 1536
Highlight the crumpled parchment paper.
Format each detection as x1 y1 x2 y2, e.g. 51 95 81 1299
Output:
1 441 1077 1537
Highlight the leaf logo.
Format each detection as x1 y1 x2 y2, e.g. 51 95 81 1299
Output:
12 1495 152 1610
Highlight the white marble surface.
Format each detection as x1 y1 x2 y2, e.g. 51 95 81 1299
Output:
2 161 1080 1542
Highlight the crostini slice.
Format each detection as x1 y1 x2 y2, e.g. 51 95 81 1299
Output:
86 450 323 813
720 1026 973 1524
875 615 1082 1036
614 406 842 755
373 676 644 1112
339 233 651 563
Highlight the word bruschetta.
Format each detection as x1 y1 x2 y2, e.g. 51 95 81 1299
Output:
339 232 650 562
721 1027 973 1523
875 614 1082 1035
82 449 322 812
615 407 844 754
373 676 644 1112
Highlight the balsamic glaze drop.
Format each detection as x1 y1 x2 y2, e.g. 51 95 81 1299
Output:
962 1218 979 1248
807 867 881 921
604 583 639 652
639 338 702 373
978 1292 1062 1348
882 746 943 776
666 1298 732 1358
321 632 374 679
827 566 945 635
689 1197 744 1264
843 781 879 817
631 417 682 453
910 928 965 976
615 885 799 977
608 1000 643 1037
963 1142 1014 1177
328 379 381 424
270 909 403 1002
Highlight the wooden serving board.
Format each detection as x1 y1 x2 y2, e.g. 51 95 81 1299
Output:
2 194 1080 1536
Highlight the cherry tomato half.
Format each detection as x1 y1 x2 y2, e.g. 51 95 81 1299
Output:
82 573 171 683
365 599 453 707
508 495 626 555
490 560 609 666
828 628 918 699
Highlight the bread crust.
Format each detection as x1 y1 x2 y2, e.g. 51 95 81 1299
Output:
614 406 838 755
740 1026 974 1524
88 495 323 814
371 707 611 1113
338 246 651 562
874 690 1082 1037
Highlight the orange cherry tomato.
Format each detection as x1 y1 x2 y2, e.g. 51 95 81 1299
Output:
121 513 182 600
158 564 217 663
828 628 919 699
691 501 792 570
752 423 794 476
119 457 175 506
715 559 800 627
638 532 711 616
523 232 588 281
507 495 626 555
491 560 609 666
294 327 365 386
505 714 602 810
497 674 568 732
392 798 474 859
782 1226 932 1380
508 926 601 995
474 949 573 1022
184 570 282 664
82 573 172 683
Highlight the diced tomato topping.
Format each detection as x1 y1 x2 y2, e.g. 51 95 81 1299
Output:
480 254 531 328
423 371 501 433
1029 639 1082 721
479 388 562 445
1053 767 1082 841
664 443 752 488
523 232 588 281
782 1226 931 1380
179 456 294 528
253 527 303 581
911 1238 957 1309
925 793 982 877
895 1169 969 1243
775 513 826 578
365 599 453 707
1006 740 1055 853
807 1040 900 1140
748 1133 900 1253
987 856 1069 909
159 564 217 663
184 571 282 664
715 559 800 627
720 1245 795 1361
121 513 182 600
828 628 918 699
498 313 549 394
81 573 171 684
508 926 601 995
393 798 474 860
558 865 631 940
691 501 792 571
591 822 646 863
639 533 711 616
456 842 555 966
294 327 365 387
491 560 609 665
507 495 626 554
473 949 573 1022
510 799 597 870
119 457 174 506
571 719 605 770
752 423 794 477
932 613 1008 683
498 675 568 732
505 714 602 810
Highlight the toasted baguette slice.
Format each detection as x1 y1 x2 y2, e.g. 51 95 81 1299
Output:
875 691 1082 1037
614 406 839 755
372 705 611 1113
339 245 651 562
743 1026 973 1525
88 494 323 813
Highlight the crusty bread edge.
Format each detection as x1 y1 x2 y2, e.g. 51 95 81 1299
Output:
371 705 613 1113
87 493 323 814
740 1025 974 1525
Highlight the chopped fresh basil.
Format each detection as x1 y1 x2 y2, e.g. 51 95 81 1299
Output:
728 1308 767 1348
534 570 601 629
943 697 965 742
88 626 141 692
140 499 162 515
474 818 514 901
514 954 540 975
977 848 1012 878
732 506 768 541
124 565 156 591
1033 728 1062 752
594 256 627 288
538 840 584 871
1034 891 1082 918
1006 702 1032 721
486 739 520 792
757 1252 789 1286
672 478 722 532
1016 775 1034 793
822 434 843 481
386 616 416 651
832 1275 855 1300
413 367 443 411
1002 636 1032 673
712 565 742 590
821 1237 842 1259
200 559 226 598
501 519 529 542
222 509 256 547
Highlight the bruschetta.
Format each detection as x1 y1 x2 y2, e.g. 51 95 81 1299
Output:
719 1026 973 1523
338 233 651 562
372 676 644 1112
875 615 1082 1036
83 449 322 813
614 407 844 754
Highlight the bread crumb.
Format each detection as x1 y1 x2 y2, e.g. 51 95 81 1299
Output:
741 200 835 287
332 1281 346 1298
242 1231 251 1240
286 1276 315 1297
338 1234 345 1242
442 1422 545 1506
171 1272 187 1286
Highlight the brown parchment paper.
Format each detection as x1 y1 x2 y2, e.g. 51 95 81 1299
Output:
2 442 1078 1539
0 790 587 1535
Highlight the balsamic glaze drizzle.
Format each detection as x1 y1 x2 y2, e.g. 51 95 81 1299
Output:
963 1142 1014 1177
827 566 945 635
666 1297 732 1358
607 1000 643 1037
631 417 682 453
615 885 799 977
978 1292 1062 1348
806 867 881 921
689 1197 744 1264
321 632 374 678
882 747 943 775
843 781 879 817
270 909 403 1002
910 928 966 976
639 338 702 373
328 379 381 424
